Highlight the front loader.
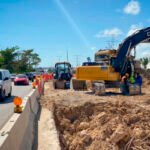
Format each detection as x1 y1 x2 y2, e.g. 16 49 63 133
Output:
53 62 72 89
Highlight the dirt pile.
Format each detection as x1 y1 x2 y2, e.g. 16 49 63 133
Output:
54 101 150 150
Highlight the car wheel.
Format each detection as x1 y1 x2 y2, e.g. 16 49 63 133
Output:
0 90 5 101
8 87 12 97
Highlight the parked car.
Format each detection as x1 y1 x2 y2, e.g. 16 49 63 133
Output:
14 74 29 85
10 74 16 81
0 69 12 100
26 72 37 81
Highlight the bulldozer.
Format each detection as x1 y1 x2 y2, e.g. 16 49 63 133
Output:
72 27 150 90
53 62 72 89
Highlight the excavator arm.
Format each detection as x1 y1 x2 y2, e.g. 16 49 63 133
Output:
113 27 150 75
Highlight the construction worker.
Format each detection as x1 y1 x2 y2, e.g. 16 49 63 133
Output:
129 73 135 84
135 72 142 94
120 73 129 95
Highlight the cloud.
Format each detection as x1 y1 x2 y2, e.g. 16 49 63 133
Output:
127 24 142 36
136 43 150 58
95 28 123 38
123 0 140 15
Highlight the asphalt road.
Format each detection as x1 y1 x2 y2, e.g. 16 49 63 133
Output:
0 83 32 129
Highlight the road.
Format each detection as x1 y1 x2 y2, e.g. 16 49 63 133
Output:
0 83 32 129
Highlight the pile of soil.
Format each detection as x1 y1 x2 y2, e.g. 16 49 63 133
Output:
40 81 150 150
54 101 150 150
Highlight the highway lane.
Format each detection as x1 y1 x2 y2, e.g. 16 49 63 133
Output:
0 83 32 129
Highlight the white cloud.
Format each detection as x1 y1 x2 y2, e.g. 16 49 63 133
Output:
136 43 150 58
127 24 142 36
95 28 123 38
123 0 140 15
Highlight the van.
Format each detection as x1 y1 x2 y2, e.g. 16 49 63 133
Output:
0 69 12 100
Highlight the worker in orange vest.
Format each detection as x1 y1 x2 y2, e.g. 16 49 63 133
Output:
120 73 129 95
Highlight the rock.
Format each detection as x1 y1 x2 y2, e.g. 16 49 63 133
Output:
109 124 128 144
77 122 89 130
79 130 87 137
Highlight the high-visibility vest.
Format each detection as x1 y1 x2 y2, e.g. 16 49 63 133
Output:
129 75 135 84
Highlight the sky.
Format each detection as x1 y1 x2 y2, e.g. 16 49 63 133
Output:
0 0 150 67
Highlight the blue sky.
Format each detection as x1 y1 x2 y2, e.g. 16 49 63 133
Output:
0 0 150 67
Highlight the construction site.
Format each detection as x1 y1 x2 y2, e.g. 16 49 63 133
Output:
0 1 150 150
0 26 149 150
37 27 150 150
40 75 150 150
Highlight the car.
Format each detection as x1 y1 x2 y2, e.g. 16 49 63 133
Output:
26 72 37 81
25 73 34 81
14 74 29 85
0 69 12 100
10 74 16 81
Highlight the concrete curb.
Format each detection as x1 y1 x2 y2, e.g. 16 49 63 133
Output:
0 88 40 150
38 108 61 150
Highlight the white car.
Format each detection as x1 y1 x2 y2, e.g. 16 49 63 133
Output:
0 69 12 100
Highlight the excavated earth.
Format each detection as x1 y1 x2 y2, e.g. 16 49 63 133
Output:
40 78 150 150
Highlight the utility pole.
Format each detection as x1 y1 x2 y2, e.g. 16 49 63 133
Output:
67 50 69 62
74 55 80 67
105 36 118 49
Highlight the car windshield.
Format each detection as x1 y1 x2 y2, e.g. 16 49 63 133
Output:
17 75 27 78
56 64 70 73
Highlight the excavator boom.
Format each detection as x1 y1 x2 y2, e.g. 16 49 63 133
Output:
113 27 150 74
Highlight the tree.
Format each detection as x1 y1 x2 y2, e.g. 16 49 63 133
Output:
0 46 19 72
87 57 91 62
140 57 150 70
18 49 41 72
0 46 41 73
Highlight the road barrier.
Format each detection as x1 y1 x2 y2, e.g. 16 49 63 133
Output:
0 88 40 150
42 73 53 82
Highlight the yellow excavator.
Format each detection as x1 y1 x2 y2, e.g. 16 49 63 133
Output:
72 27 150 90
95 49 117 63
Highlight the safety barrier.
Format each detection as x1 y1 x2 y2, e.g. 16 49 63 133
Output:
0 89 40 150
42 73 53 82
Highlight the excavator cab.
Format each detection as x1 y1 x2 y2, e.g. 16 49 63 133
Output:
53 62 72 89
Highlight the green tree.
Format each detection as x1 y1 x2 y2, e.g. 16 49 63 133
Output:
0 46 41 73
140 57 150 70
0 46 19 72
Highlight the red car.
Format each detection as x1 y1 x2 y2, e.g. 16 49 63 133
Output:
14 74 29 85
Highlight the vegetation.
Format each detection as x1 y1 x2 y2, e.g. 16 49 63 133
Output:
140 57 150 70
0 46 41 73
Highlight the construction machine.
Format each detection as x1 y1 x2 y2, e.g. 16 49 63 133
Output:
95 49 117 63
53 62 72 89
72 27 150 89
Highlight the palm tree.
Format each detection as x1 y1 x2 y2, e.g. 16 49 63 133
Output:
140 57 150 69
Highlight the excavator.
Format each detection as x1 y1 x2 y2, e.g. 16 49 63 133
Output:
72 27 150 89
95 49 117 63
